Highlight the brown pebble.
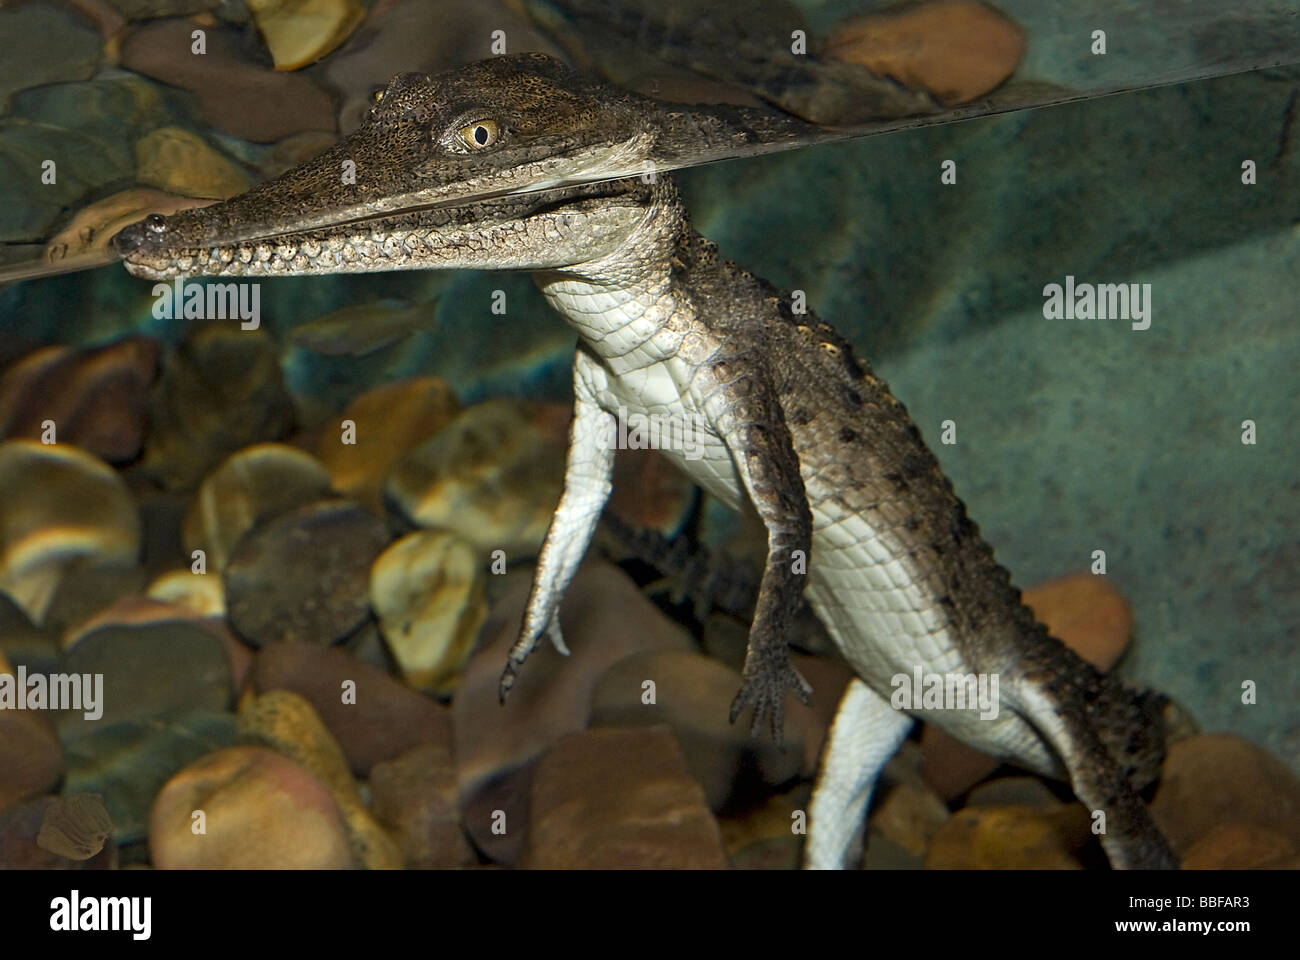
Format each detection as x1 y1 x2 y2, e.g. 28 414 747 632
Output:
1023 572 1132 671
925 804 1090 869
149 745 353 869
0 709 64 813
249 640 452 776
237 689 402 869
1151 734 1300 856
826 0 1026 106
314 376 458 514
524 726 728 869
370 743 475 869
589 648 803 811
1181 822 1296 870
120 19 337 142
224 499 390 647
0 337 158 463
870 781 951 858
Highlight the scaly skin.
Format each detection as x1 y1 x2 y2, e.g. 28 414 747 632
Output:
113 53 1175 870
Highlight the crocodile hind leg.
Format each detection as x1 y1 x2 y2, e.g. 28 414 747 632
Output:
805 678 913 869
500 347 616 700
1013 679 1177 869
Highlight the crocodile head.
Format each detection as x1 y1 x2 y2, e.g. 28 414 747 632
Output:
112 54 679 280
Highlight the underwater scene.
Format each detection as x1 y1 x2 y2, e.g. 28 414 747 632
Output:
0 0 1298 878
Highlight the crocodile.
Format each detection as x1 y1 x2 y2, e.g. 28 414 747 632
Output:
111 53 1176 870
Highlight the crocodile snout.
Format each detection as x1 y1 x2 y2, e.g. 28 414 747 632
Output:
111 213 169 257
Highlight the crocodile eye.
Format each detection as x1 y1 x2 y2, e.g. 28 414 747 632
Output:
145 214 167 234
371 88 385 105
456 119 500 150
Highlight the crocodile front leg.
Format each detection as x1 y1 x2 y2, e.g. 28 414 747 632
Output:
702 353 814 739
805 678 913 868
500 347 616 700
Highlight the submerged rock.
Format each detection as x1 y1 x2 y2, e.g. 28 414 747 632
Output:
369 743 475 869
589 649 803 811
134 127 252 200
719 783 810 870
59 617 232 735
386 398 567 557
524 726 727 869
314 376 458 514
370 530 486 696
1151 734 1300 856
0 75 165 243
925 803 1091 869
0 6 100 108
325 0 561 132
1180 822 1297 870
246 0 365 71
0 595 59 676
106 0 221 19
0 337 158 463
869 781 951 860
120 18 336 142
237 689 402 868
145 569 226 617
143 322 297 490
825 0 1026 106
149 745 352 869
63 711 238 844
182 443 334 572
0 441 140 625
224 499 389 647
248 640 452 775
0 647 64 812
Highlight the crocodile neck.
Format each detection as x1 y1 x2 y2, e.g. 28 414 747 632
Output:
534 178 691 372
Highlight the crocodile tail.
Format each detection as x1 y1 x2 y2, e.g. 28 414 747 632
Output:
1092 677 1169 794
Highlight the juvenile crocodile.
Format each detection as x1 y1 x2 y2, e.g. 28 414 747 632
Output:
112 53 1175 869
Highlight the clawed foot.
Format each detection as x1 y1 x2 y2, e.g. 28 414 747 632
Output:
729 655 812 743
498 613 568 703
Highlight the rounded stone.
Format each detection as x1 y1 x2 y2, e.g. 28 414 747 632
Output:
245 0 365 72
149 746 353 869
385 399 566 556
249 640 452 776
369 530 486 695
825 0 1026 107
183 443 335 571
314 376 459 514
224 499 390 646
60 617 233 735
524 727 728 870
0 440 140 624
589 649 804 811
1151 734 1300 855
1022 572 1132 671
0 699 63 812
0 337 158 463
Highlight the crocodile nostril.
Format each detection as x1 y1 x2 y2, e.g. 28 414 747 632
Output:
110 222 146 255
